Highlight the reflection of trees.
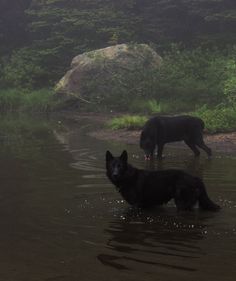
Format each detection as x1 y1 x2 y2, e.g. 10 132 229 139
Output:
98 208 217 272
0 115 52 159
0 115 77 179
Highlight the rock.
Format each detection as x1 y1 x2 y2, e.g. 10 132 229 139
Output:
54 43 162 109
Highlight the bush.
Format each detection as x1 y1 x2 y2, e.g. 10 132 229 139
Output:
193 105 236 133
2 48 47 88
223 58 236 106
154 46 231 106
1 46 69 89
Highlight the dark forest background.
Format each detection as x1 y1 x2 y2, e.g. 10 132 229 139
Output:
1 0 236 88
0 0 236 132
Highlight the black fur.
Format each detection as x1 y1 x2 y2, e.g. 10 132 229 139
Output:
106 150 220 211
140 115 212 159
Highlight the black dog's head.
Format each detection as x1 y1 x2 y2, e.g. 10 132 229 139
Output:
140 131 155 160
106 150 128 182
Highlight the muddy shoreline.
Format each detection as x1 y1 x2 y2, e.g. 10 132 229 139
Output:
54 111 236 155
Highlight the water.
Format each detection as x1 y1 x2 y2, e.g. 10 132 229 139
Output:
0 114 235 281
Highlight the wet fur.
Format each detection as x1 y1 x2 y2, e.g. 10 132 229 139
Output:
106 150 220 211
140 115 212 159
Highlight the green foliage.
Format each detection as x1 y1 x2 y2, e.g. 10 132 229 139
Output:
129 99 161 114
1 45 236 121
107 115 147 130
1 0 236 118
2 48 48 88
0 88 23 112
128 98 194 114
108 104 236 132
21 88 56 112
223 57 236 105
1 0 236 89
152 46 236 108
193 105 236 133
82 46 236 113
0 88 55 112
156 46 227 105
147 99 162 114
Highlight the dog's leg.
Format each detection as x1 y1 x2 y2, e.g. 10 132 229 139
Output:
157 143 164 159
196 139 212 157
184 141 200 157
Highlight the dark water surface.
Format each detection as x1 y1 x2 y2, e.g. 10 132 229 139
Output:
0 115 235 281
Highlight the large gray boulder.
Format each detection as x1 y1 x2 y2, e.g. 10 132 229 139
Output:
55 43 162 109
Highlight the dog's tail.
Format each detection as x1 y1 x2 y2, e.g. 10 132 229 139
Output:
197 179 220 211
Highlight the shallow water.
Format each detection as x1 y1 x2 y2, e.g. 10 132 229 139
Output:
0 115 235 281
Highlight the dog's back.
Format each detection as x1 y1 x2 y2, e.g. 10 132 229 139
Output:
143 115 204 141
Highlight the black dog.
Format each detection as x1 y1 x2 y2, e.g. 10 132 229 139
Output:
106 150 220 211
140 115 212 159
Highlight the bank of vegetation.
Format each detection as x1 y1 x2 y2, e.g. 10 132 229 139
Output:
106 46 236 133
0 1 236 132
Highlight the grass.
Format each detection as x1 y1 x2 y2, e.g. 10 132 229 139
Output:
0 88 56 112
107 115 148 130
0 88 22 111
21 89 55 112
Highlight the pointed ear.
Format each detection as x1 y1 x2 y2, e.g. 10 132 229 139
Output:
106 150 113 162
120 150 128 162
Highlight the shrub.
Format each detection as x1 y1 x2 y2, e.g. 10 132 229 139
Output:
154 46 229 106
193 105 236 133
2 48 47 88
223 59 236 106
